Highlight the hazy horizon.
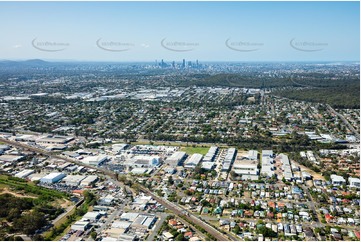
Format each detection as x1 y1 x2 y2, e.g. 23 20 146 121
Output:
1 58 360 64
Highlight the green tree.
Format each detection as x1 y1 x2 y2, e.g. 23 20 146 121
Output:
233 225 241 234
175 233 185 241
90 231 97 240
168 176 174 185
13 211 47 235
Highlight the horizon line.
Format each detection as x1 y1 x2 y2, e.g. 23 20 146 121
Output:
1 59 360 64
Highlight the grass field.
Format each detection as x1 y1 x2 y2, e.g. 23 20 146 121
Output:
180 146 210 155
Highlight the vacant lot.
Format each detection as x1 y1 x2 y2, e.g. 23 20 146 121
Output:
181 146 210 155
293 160 325 180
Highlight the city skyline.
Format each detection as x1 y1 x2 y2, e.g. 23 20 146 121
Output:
0 1 359 62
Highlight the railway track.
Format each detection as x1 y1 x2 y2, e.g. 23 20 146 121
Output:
0 136 233 241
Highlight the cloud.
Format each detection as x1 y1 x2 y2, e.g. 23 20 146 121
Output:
141 43 150 48
13 44 22 49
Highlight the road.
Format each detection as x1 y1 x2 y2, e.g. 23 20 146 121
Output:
147 212 168 241
214 149 225 181
138 184 233 241
0 137 117 179
301 184 323 228
176 204 241 241
0 137 231 241
96 207 122 234
52 205 76 227
326 104 360 141
2 136 358 237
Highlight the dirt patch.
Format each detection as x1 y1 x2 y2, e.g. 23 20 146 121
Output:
293 160 325 180
244 191 251 198
58 198 72 209
0 187 38 199
49 198 73 209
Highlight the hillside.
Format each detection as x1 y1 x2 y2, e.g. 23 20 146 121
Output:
0 175 70 240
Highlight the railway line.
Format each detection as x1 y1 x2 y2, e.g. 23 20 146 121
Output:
0 136 233 241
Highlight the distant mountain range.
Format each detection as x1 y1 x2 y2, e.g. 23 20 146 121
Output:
0 59 52 68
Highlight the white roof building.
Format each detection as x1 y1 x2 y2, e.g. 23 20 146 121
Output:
80 175 98 186
40 172 66 184
260 150 274 178
101 237 117 241
82 155 108 166
331 174 346 186
279 154 293 181
15 169 34 179
82 211 101 222
62 175 86 186
221 162 231 172
166 151 187 167
224 148 236 163
98 195 115 206
125 155 160 168
0 155 24 163
262 150 273 158
58 162 71 170
233 159 258 175
201 162 215 170
184 153 203 169
131 167 149 174
233 159 258 180
112 144 128 154
120 212 139 222
36 135 74 144
29 173 45 182
0 145 10 151
203 146 218 162
111 221 132 229
248 150 258 160
348 177 360 189
232 153 259 180
302 171 312 179
71 221 90 231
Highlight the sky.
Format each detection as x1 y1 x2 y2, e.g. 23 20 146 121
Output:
0 1 359 62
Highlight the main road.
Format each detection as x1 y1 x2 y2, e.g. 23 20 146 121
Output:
0 136 232 241
326 104 360 141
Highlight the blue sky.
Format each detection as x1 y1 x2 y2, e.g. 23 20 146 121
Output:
0 1 359 62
